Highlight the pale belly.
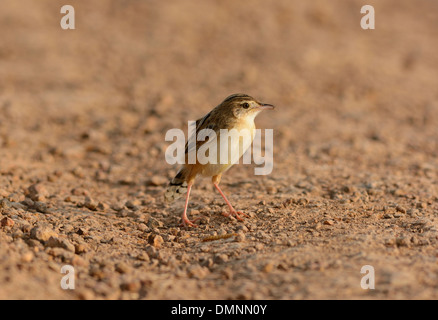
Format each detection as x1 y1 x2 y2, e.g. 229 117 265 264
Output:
199 126 255 177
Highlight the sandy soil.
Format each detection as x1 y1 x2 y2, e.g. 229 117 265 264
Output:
0 0 437 300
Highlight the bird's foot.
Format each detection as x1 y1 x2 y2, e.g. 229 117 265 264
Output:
179 217 200 228
222 210 248 221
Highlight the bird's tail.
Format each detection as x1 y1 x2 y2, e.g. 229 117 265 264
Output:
164 167 190 203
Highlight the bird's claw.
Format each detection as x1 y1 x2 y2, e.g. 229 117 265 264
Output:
222 210 248 221
179 217 200 228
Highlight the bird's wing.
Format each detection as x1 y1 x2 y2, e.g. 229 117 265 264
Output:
185 110 218 156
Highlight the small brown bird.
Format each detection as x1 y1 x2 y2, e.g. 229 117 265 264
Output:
165 93 275 227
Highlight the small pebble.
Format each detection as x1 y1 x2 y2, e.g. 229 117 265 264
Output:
84 197 98 211
115 262 131 274
21 252 34 263
148 234 164 248
46 236 75 252
147 218 164 228
30 226 58 242
1 216 14 227
396 206 406 214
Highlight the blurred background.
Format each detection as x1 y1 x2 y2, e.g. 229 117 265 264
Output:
0 0 437 300
1 0 437 177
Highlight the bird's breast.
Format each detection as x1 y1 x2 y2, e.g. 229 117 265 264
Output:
197 122 255 177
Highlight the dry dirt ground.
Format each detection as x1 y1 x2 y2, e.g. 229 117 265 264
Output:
0 0 437 300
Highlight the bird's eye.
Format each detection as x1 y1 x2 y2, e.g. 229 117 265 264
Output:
242 102 250 109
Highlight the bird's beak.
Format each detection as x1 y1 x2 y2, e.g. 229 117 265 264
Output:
257 103 275 110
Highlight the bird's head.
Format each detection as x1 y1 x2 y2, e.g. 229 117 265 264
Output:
218 93 275 121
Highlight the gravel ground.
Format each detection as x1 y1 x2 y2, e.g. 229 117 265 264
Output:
0 0 437 299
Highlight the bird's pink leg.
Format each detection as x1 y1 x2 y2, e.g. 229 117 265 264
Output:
180 183 200 227
213 183 248 221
